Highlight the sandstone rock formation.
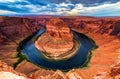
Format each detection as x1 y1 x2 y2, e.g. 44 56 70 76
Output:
66 70 84 79
108 63 120 79
0 61 27 79
30 70 67 79
35 18 78 60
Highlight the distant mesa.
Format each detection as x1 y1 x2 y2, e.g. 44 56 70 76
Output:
35 18 79 60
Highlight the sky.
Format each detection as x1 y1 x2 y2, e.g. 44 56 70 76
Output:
0 0 120 16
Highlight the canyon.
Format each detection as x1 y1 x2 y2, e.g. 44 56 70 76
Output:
0 16 120 79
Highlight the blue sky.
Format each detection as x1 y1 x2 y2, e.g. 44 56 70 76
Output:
0 0 120 16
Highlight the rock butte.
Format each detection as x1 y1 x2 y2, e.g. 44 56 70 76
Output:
35 18 79 60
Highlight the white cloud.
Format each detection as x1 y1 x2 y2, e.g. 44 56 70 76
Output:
66 2 120 16
57 2 74 7
0 10 17 14
0 0 24 3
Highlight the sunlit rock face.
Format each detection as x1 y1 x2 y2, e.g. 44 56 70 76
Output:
35 18 76 60
0 72 26 79
0 61 27 79
30 70 67 79
109 63 120 78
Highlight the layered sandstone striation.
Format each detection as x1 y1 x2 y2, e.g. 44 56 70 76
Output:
35 18 78 60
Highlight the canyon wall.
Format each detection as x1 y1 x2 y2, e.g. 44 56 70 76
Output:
0 16 41 44
0 16 120 79
0 16 120 44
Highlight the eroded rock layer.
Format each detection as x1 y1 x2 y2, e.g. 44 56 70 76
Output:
0 61 27 79
35 18 77 60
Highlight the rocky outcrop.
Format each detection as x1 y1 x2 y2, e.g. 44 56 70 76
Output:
35 18 78 60
0 61 27 79
67 70 86 79
108 63 120 79
30 70 66 79
46 18 73 41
